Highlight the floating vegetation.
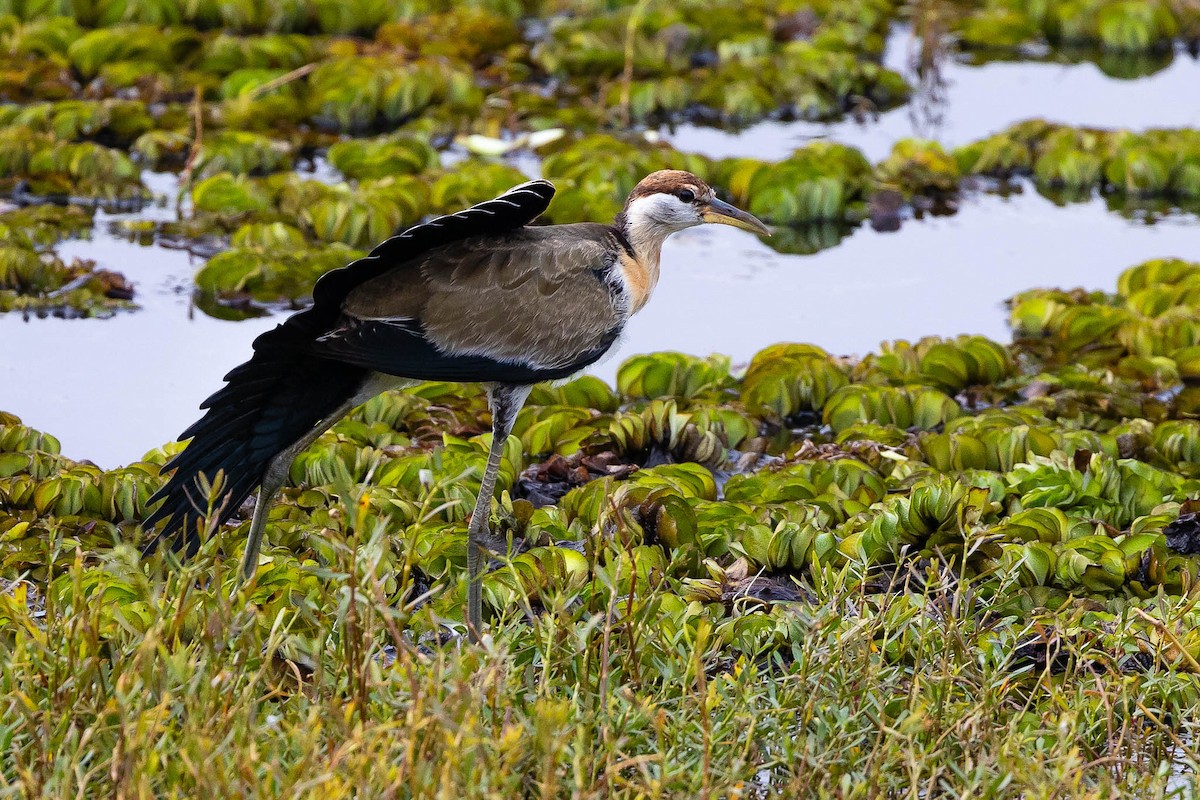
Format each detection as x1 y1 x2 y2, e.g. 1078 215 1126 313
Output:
189 170 429 242
951 121 1200 211
326 133 438 181
195 240 361 305
0 0 915 146
0 241 133 316
0 129 146 200
1010 257 1200 375
192 130 294 178
874 138 961 202
532 0 906 125
0 99 154 147
957 0 1199 54
715 142 873 224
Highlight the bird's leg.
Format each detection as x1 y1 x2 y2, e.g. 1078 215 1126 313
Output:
466 383 531 642
234 373 404 592
238 456 289 585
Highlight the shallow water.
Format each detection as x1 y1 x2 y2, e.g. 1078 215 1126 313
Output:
667 31 1200 162
612 185 1199 373
0 221 280 468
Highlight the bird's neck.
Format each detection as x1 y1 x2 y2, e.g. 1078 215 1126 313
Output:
613 211 666 315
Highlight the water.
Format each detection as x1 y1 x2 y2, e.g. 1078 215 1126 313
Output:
667 31 1200 162
612 185 1198 374
2 34 1199 466
0 221 279 467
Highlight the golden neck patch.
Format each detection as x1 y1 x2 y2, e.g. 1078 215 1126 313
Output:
618 249 660 314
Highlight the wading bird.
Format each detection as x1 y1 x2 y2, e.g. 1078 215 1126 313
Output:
144 170 769 639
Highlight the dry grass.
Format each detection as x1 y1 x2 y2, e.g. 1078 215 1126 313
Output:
3 513 1199 799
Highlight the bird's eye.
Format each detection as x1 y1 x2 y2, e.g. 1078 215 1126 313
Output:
676 188 695 203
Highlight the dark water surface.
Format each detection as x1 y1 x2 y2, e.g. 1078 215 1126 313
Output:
2 33 1198 467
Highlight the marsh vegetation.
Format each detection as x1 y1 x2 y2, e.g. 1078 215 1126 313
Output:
3 0 1200 796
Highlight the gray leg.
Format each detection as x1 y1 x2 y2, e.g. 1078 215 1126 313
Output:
466 382 532 642
239 454 290 584
235 373 405 588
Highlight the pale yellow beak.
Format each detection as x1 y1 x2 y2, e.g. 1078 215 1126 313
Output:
701 197 771 236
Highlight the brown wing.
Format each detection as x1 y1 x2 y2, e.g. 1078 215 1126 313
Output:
320 223 626 380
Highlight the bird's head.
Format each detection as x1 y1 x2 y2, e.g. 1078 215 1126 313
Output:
621 169 770 239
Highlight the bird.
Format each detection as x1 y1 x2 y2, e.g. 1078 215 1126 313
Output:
143 169 769 640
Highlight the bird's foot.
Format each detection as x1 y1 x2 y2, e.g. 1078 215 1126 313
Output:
474 531 510 560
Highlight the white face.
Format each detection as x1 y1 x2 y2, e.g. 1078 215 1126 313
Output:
624 192 705 235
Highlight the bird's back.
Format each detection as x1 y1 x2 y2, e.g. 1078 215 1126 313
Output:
333 221 629 373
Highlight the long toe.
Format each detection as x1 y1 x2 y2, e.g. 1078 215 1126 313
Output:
476 531 510 560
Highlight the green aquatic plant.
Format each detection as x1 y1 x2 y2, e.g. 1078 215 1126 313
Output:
771 42 908 120
740 343 849 420
874 139 961 199
855 335 1015 393
195 240 362 305
954 131 1037 178
66 24 203 79
731 507 838 572
0 241 133 316
587 399 751 470
822 384 962 433
717 142 873 225
327 133 438 181
482 545 589 610
1033 126 1111 193
190 171 273 217
377 7 522 66
956 0 1192 56
0 98 153 146
0 203 93 248
0 14 83 56
838 474 996 565
130 129 192 170
616 352 734 401
604 77 694 124
1094 0 1180 52
0 129 145 199
198 32 316 73
307 56 480 132
958 7 1042 49
1118 257 1200 295
919 409 1060 472
725 458 888 520
189 170 430 250
193 130 293 178
952 122 1200 203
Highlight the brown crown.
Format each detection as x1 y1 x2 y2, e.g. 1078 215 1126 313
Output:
625 170 711 205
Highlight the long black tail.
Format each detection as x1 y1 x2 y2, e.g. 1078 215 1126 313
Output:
142 320 369 555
